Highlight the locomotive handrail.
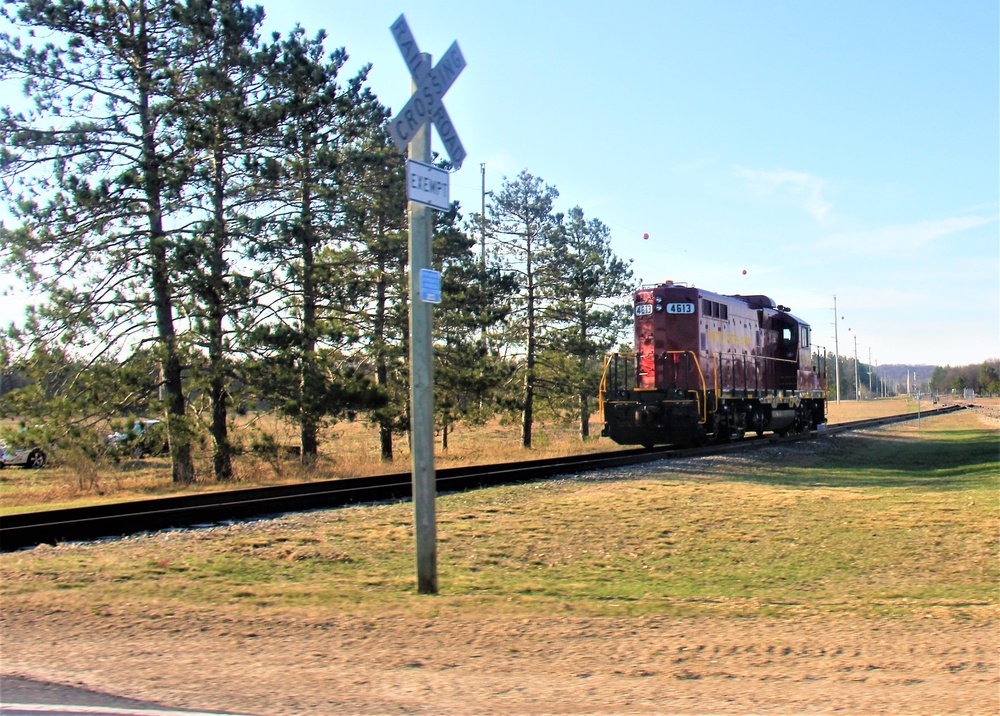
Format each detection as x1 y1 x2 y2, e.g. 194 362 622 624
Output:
601 351 710 426
688 388 706 425
666 351 709 425
599 352 636 422
598 354 612 421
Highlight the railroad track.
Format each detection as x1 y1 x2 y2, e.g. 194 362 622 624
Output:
0 405 965 552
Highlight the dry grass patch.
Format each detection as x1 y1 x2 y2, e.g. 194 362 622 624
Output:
0 397 955 515
825 395 926 422
0 415 617 514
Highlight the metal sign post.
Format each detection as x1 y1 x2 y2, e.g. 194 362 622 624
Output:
390 14 466 595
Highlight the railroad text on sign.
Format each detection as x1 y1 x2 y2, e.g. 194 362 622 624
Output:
388 14 466 169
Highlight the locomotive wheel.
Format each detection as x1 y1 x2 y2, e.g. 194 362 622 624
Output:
795 408 810 433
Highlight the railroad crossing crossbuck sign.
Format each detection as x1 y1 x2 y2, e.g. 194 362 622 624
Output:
389 14 466 169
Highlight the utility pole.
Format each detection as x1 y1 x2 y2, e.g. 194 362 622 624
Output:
479 163 489 354
832 295 841 403
869 348 873 396
407 58 437 595
854 334 860 400
480 162 487 268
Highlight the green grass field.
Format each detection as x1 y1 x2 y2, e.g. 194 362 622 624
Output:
1 410 996 621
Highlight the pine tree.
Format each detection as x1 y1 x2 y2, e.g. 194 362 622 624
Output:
177 0 267 481
488 170 560 448
246 27 382 462
339 128 408 461
539 206 633 439
0 0 216 482
432 204 517 449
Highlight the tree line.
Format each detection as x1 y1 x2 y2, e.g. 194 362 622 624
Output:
929 362 1000 396
820 355 1000 399
0 0 634 482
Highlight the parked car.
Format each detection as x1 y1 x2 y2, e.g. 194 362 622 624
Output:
107 418 168 458
0 442 46 469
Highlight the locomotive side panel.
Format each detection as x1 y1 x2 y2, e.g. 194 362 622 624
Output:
699 291 764 392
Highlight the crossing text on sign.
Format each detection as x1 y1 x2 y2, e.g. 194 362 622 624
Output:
388 14 466 169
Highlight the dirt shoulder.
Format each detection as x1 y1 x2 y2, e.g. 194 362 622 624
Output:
2 601 996 715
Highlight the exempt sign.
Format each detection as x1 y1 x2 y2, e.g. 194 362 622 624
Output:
406 159 450 212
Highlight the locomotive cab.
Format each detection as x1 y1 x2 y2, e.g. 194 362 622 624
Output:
757 306 825 394
764 308 800 389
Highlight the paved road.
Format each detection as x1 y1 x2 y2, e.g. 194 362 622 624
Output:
0 676 252 716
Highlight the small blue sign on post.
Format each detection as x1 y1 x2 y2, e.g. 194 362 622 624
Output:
419 268 441 304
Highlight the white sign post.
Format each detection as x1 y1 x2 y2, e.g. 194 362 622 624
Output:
406 159 450 211
390 14 465 595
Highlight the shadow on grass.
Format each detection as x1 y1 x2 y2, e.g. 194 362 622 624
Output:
639 422 998 493
730 429 1000 492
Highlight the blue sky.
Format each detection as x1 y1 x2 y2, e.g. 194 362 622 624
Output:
2 1 997 367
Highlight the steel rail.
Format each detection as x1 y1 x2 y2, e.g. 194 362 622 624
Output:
0 405 964 552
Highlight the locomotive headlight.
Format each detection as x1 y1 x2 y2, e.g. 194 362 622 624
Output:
655 304 663 311
655 296 663 303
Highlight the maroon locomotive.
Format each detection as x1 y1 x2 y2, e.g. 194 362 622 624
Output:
601 281 827 447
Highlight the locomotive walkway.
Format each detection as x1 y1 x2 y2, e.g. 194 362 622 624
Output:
0 405 964 552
